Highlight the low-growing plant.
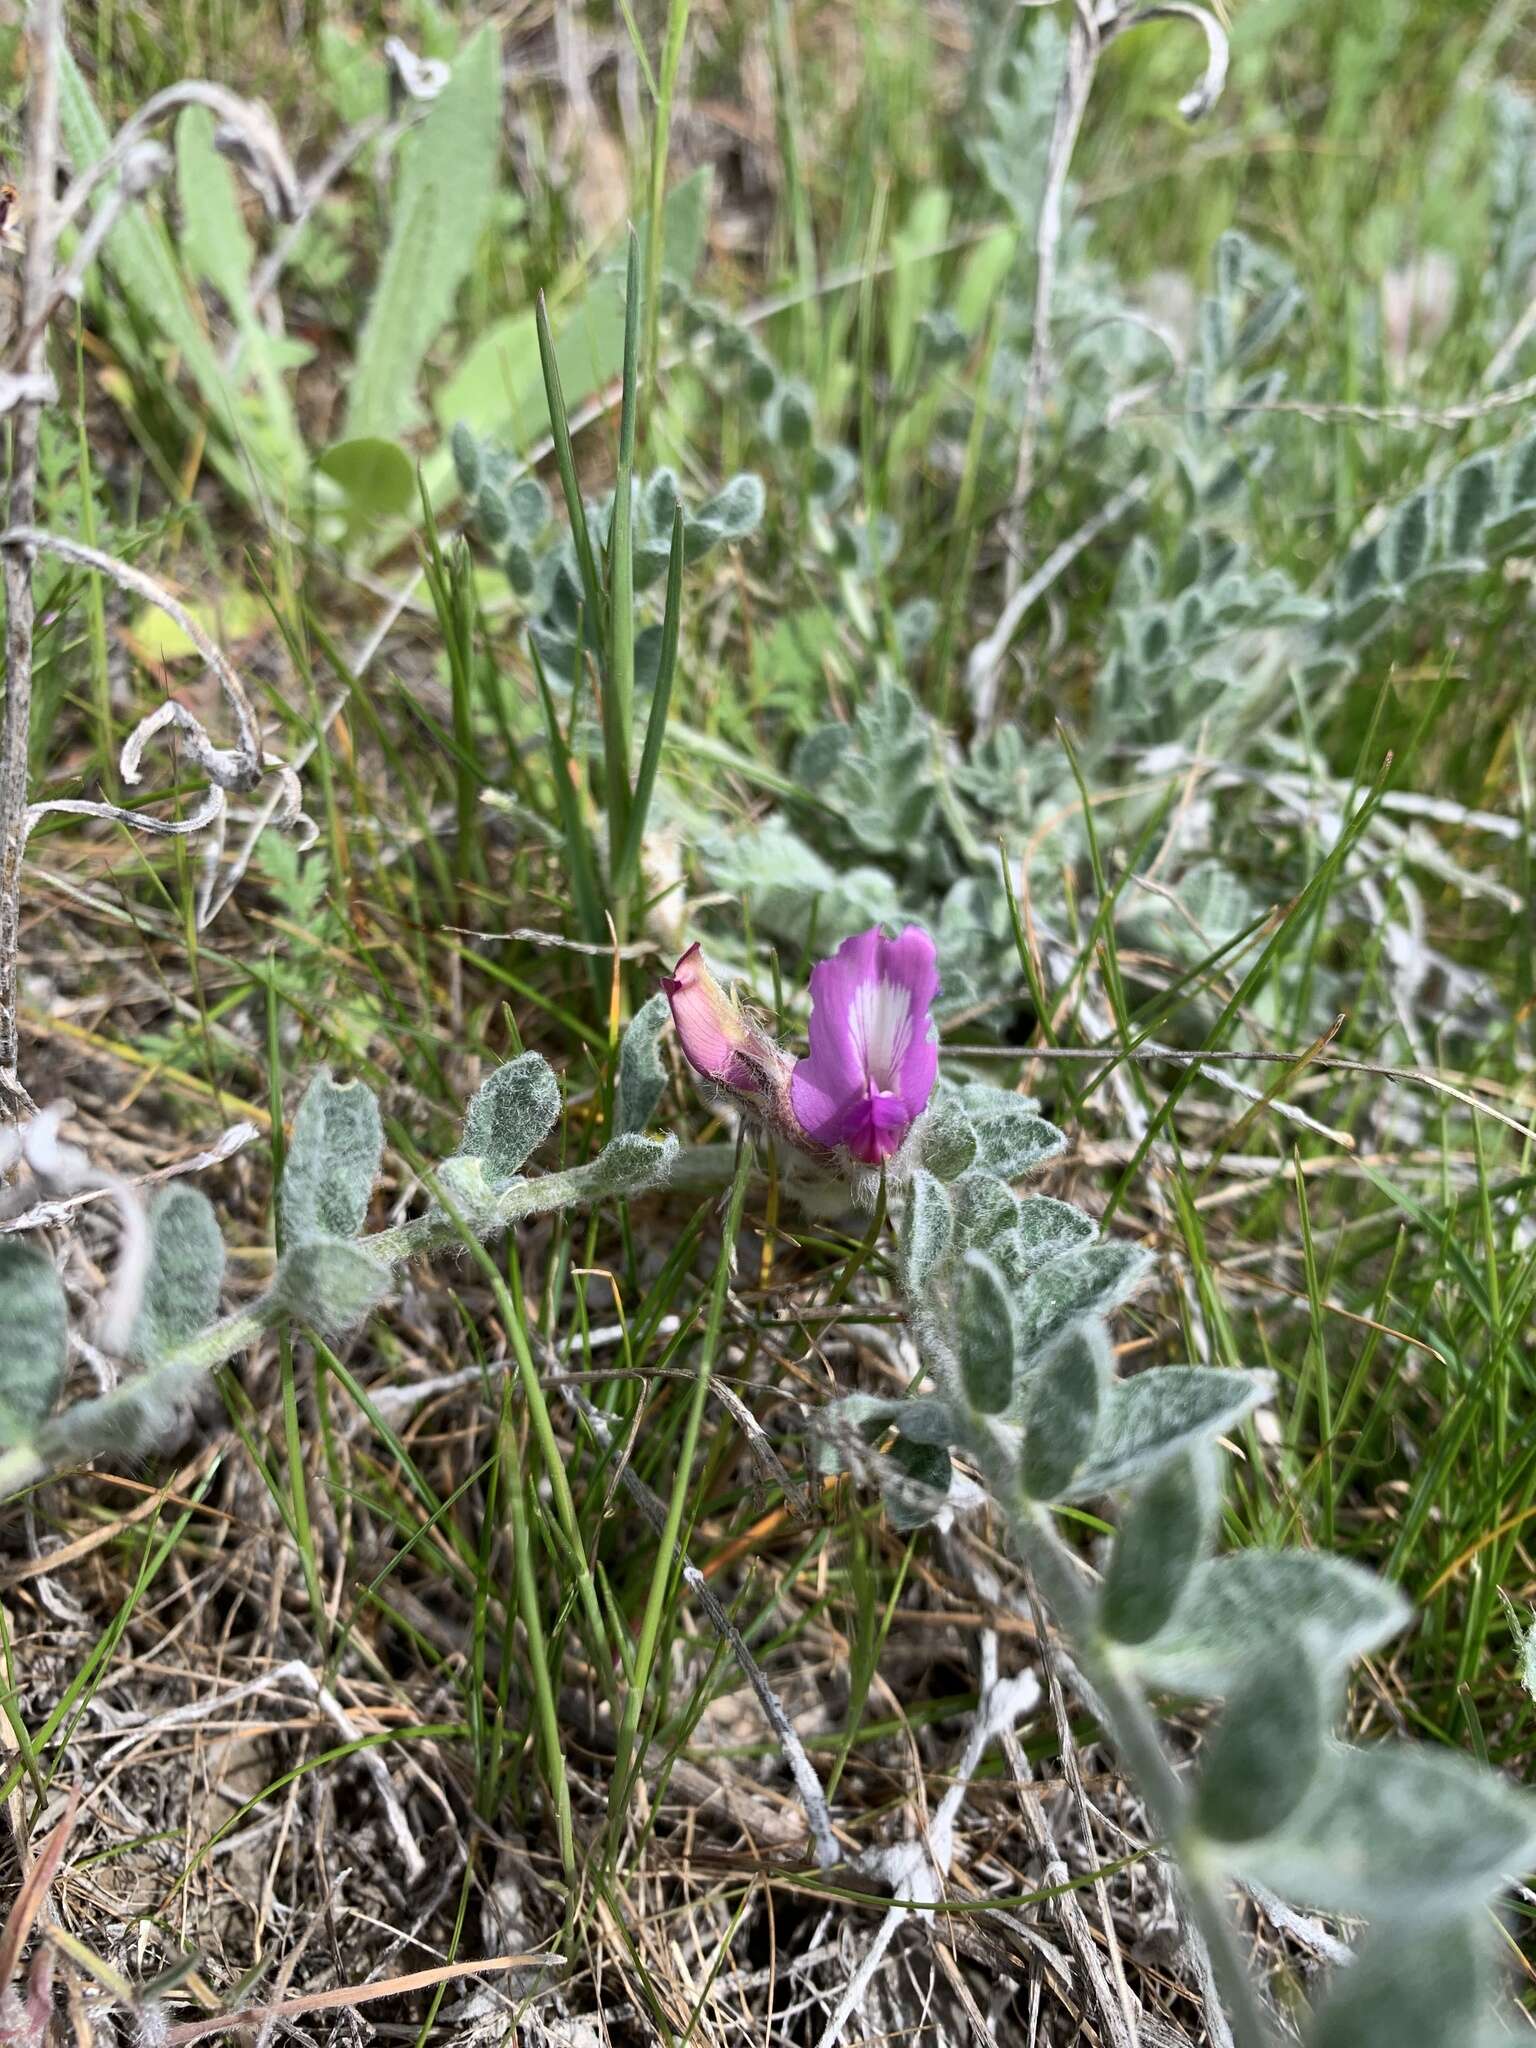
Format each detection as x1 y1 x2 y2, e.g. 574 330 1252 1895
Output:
4 898 1533 2040
662 923 1536 2045
672 5 1535 1068
0 1051 676 1493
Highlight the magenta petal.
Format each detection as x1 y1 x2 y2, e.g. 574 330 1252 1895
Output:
789 925 940 1161
837 1089 912 1164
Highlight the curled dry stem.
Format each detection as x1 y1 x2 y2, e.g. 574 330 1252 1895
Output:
51 77 300 241
0 525 315 930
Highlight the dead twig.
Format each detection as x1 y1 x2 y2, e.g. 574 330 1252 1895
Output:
0 0 62 1110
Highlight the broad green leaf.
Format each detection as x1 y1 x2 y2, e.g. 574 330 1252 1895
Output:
58 51 301 493
953 225 1017 334
345 175 437 442
1447 452 1495 557
57 51 228 413
347 23 502 439
658 165 713 282
34 1362 200 1468
435 278 629 452
317 437 417 524
428 1154 500 1232
175 105 255 312
888 186 951 382
126 586 269 668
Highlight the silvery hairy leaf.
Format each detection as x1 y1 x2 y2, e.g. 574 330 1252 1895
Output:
1099 1444 1220 1646
1057 1367 1272 1501
616 995 670 1136
426 1154 501 1232
686 474 766 562
274 1238 391 1338
1307 1917 1493 2048
1193 1631 1327 1844
462 1052 561 1185
882 1431 953 1532
812 1392 903 1476
0 1243 68 1442
955 1084 1065 1180
280 1071 383 1245
951 1167 1019 1250
1019 1322 1111 1502
1000 1196 1097 1280
1014 1240 1152 1360
957 1250 1017 1414
1235 1740 1536 1918
902 1169 954 1293
1129 1549 1411 1695
812 1395 958 1525
129 1186 225 1364
587 1132 678 1196
915 1098 977 1181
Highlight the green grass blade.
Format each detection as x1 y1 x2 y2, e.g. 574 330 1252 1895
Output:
642 0 692 398
535 289 609 658
614 505 684 901
605 226 643 875
530 636 609 987
608 1139 755 1846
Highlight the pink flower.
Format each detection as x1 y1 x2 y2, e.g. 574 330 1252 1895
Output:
662 942 797 1120
788 926 940 1164
665 926 941 1168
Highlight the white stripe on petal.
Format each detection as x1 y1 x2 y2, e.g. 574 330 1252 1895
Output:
848 976 913 1091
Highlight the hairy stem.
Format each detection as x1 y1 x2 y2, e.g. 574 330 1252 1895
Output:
1012 1498 1277 2048
5 1145 683 1497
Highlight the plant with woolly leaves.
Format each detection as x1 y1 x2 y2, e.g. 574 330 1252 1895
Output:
0 1021 679 1485
672 285 942 666
818 1078 1536 2044
691 179 1536 1067
451 423 764 679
